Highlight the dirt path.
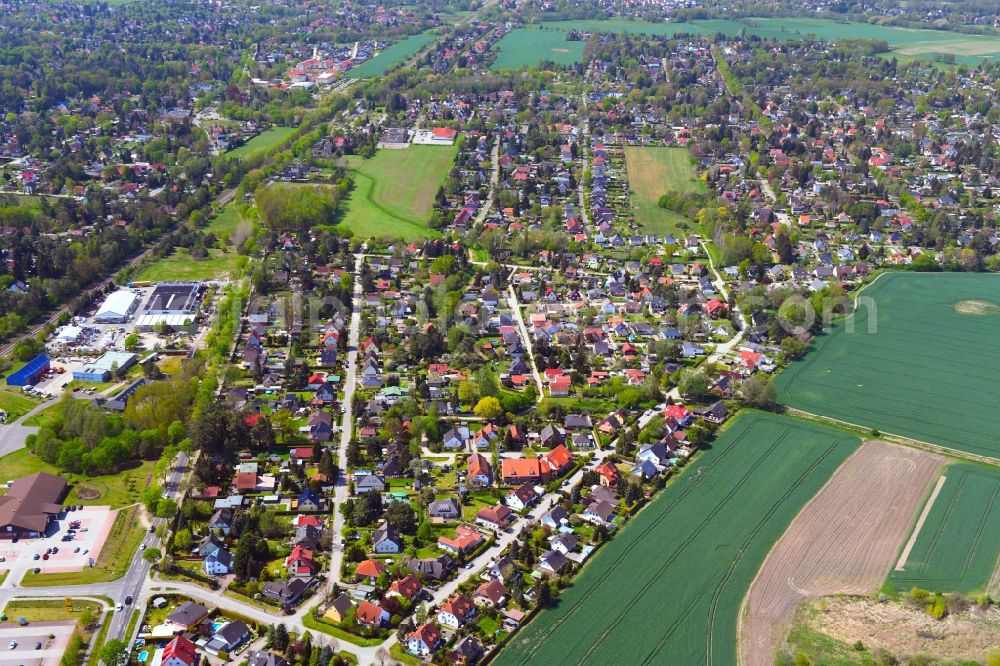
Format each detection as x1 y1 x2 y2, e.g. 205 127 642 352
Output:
895 473 947 570
739 440 945 666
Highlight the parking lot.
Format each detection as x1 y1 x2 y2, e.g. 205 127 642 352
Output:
0 506 115 581
0 621 75 666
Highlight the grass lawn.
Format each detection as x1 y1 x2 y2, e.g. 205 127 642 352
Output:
21 505 146 586
2 599 103 623
495 412 859 665
301 611 388 646
884 463 1000 595
336 145 457 240
623 146 704 235
348 32 438 78
22 401 63 427
491 28 586 70
775 272 1000 459
538 396 617 416
226 127 296 159
136 248 245 281
389 643 422 665
0 386 42 422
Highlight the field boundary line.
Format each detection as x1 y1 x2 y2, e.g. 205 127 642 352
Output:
781 407 1000 469
895 474 947 571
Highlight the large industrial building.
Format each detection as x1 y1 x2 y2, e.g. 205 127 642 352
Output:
6 354 50 386
0 472 67 539
144 282 203 316
73 351 138 382
94 290 140 323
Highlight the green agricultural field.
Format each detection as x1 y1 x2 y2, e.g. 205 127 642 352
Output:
496 412 859 666
348 33 438 78
885 463 1000 595
623 146 704 235
494 18 1000 68
336 145 457 240
136 248 245 281
226 126 296 159
491 28 586 70
775 272 1000 459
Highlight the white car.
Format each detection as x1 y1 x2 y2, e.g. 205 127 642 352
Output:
115 603 123 612
8 640 16 649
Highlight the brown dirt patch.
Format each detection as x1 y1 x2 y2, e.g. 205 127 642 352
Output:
954 299 1000 315
740 440 945 666
804 596 1000 661
74 486 101 500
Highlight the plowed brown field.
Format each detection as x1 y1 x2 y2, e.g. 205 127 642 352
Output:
740 440 944 666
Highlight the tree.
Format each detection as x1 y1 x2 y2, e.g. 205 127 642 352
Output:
780 336 805 361
741 374 776 410
458 380 478 405
123 333 139 350
100 640 128 666
473 396 503 419
174 528 193 551
678 369 711 399
143 547 162 564
385 501 417 534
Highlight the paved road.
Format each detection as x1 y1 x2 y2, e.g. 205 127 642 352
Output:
473 138 499 227
326 253 364 596
506 285 545 401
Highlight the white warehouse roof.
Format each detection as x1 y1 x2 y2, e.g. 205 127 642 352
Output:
95 290 139 321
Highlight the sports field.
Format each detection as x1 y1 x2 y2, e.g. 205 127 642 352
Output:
491 28 586 70
775 272 1000 458
492 18 1000 68
226 126 296 159
623 146 704 235
885 463 1000 595
495 412 859 666
337 145 456 240
348 33 438 78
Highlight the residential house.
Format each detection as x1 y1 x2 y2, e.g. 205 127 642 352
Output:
407 623 443 658
285 545 319 577
538 549 568 575
161 636 199 666
356 600 390 628
372 522 403 554
388 574 423 602
475 504 514 532
205 620 250 655
263 578 310 607
438 524 484 555
324 593 354 623
437 594 476 629
505 483 539 511
466 453 492 488
501 458 552 485
165 602 209 632
428 498 462 521
474 580 507 608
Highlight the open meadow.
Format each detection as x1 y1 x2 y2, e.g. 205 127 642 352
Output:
741 440 944 666
495 412 858 666
776 273 1000 459
336 145 456 240
348 33 438 78
623 146 704 235
884 462 1000 596
136 248 244 281
226 126 296 159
